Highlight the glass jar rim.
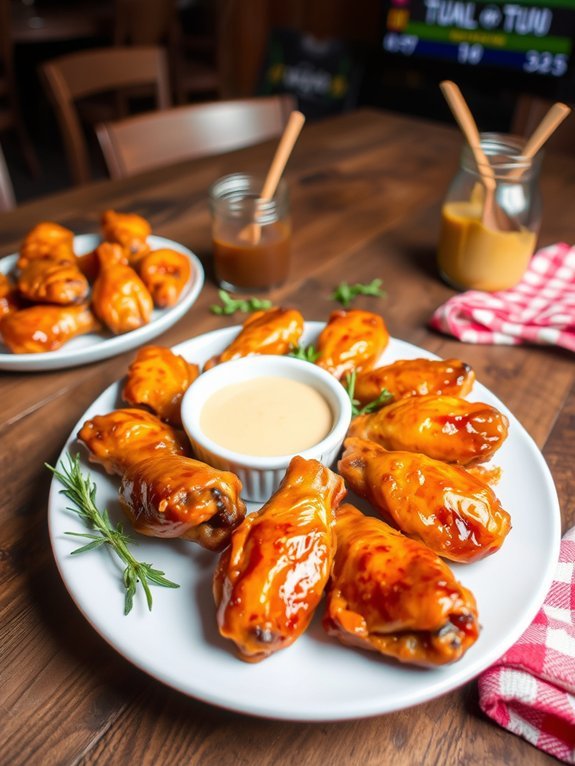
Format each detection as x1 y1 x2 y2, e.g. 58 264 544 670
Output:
461 132 541 180
209 172 288 204
209 173 289 224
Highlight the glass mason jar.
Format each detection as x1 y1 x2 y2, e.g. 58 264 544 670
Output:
437 134 542 292
209 173 292 292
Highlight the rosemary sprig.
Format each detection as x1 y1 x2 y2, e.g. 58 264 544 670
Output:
343 370 393 416
331 278 385 308
288 343 320 363
47 454 179 615
210 289 272 315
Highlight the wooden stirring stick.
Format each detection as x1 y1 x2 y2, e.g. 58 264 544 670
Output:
440 80 513 231
239 110 305 245
507 102 571 181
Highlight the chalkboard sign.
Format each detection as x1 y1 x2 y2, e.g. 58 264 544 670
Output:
258 28 363 120
382 0 575 79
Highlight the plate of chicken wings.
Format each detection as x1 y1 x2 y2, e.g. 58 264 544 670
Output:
0 211 204 371
48 309 561 720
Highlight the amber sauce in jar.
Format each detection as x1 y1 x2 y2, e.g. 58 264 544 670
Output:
437 134 542 292
438 201 537 292
213 220 291 291
210 173 291 292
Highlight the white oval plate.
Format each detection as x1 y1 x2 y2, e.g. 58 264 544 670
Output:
48 323 561 721
0 234 204 372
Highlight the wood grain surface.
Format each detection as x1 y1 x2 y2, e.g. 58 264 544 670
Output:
1 110 573 766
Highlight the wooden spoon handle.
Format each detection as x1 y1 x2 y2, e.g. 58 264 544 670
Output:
522 102 571 160
440 80 496 191
506 103 570 181
260 111 306 200
237 110 305 245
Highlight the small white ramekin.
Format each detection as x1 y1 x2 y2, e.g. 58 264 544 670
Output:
180 355 352 503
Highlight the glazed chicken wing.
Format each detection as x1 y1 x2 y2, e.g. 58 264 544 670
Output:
338 438 511 563
324 504 479 665
17 258 89 305
354 358 475 408
137 249 191 308
315 310 389 380
119 454 246 550
101 210 151 264
122 345 200 427
0 273 20 318
213 457 346 662
18 222 76 271
0 304 98 353
204 307 304 369
91 243 153 334
348 394 509 465
78 408 188 476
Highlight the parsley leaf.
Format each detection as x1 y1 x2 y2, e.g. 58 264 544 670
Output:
288 344 320 363
343 370 393 416
331 279 385 308
210 290 273 316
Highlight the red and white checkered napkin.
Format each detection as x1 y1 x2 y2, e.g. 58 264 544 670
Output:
479 527 575 763
430 243 575 352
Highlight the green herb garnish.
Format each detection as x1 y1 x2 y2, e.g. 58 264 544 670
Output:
47 454 179 615
331 278 385 308
288 344 320 363
343 370 393 416
210 290 272 315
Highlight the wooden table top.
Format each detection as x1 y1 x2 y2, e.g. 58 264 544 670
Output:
1 109 573 765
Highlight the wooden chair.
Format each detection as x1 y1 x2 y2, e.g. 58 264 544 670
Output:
0 0 39 176
96 94 297 179
40 46 171 185
113 0 220 104
0 140 16 212
171 4 220 104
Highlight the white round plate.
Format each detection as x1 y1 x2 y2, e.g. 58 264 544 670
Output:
0 234 204 372
48 322 561 721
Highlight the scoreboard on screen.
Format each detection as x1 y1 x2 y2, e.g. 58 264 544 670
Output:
383 1 575 78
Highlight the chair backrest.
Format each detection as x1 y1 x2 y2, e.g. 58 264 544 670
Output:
0 141 16 213
40 46 171 185
96 95 297 179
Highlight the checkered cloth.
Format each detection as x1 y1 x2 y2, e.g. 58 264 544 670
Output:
479 527 575 763
430 243 575 352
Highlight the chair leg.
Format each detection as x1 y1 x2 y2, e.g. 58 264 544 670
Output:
11 96 41 178
17 122 41 178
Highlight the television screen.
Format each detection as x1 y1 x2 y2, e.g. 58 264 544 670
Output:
382 1 575 78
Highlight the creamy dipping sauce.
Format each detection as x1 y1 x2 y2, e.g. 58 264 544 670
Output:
200 376 333 457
